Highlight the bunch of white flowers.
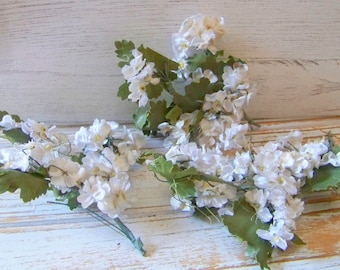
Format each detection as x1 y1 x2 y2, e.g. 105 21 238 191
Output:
121 49 160 107
0 114 145 218
172 14 225 60
114 14 340 267
143 15 340 257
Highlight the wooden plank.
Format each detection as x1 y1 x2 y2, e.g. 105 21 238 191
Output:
0 0 339 124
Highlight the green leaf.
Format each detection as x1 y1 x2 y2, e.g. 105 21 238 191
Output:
114 40 135 67
173 78 223 113
0 111 8 119
148 156 196 199
301 165 340 193
117 82 130 100
291 234 306 245
0 111 22 123
138 45 178 80
146 83 163 99
222 198 273 269
328 133 340 154
165 104 183 125
2 128 30 144
148 156 175 180
147 100 167 131
225 55 246 66
187 52 226 80
171 178 196 198
133 106 149 130
0 169 49 202
51 186 80 210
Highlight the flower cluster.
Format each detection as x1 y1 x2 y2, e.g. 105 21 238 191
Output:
0 111 146 254
116 14 340 268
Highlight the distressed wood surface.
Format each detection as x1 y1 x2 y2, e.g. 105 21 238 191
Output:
0 118 340 270
1 0 339 124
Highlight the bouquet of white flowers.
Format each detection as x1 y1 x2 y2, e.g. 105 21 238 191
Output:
0 111 146 255
115 14 340 269
1 13 339 270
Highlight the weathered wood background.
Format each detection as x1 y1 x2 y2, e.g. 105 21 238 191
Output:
1 0 339 125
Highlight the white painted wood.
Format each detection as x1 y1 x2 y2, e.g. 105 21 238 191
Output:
0 119 340 269
1 0 339 124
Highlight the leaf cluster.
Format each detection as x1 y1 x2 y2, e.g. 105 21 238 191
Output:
148 155 196 198
114 42 246 135
302 138 340 194
0 111 30 144
0 169 49 202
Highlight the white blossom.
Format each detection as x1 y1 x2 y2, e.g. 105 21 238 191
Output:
321 151 340 167
222 63 249 92
77 175 111 208
245 189 272 222
0 147 29 171
96 173 131 218
0 114 18 130
256 220 294 250
172 14 225 60
170 195 194 212
21 119 55 141
195 180 237 208
48 158 86 192
121 50 160 107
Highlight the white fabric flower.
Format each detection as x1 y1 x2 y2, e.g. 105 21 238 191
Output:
195 180 237 208
48 158 86 192
172 14 225 59
245 189 272 223
256 220 294 250
77 175 111 208
321 151 340 166
21 119 55 141
222 63 249 92
170 195 194 212
0 147 30 171
74 119 111 152
121 50 160 107
96 173 131 218
121 49 146 81
192 68 218 83
0 114 18 130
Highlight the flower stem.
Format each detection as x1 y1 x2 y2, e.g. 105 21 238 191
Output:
48 202 146 256
114 217 146 256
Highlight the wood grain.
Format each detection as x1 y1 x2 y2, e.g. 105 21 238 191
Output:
1 0 339 124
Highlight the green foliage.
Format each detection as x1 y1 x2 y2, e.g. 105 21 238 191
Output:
222 198 273 270
165 104 183 125
148 156 196 199
187 51 226 80
52 186 80 210
291 234 306 245
138 45 179 79
114 40 135 67
328 132 340 154
117 82 130 100
301 165 340 193
146 83 163 99
225 55 246 66
146 100 168 134
173 78 223 113
133 106 149 130
0 110 22 122
0 169 49 202
133 101 168 135
2 128 30 144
